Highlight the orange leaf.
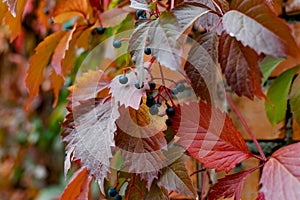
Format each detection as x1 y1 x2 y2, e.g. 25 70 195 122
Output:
2 0 26 41
60 167 91 200
54 0 88 23
51 26 76 76
25 31 66 108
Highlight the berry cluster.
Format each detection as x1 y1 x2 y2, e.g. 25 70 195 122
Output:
108 188 122 200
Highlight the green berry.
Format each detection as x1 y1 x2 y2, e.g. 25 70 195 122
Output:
114 194 122 200
176 83 185 92
144 47 151 55
166 107 175 117
108 188 118 197
113 40 122 48
149 82 156 90
119 75 128 84
149 105 159 115
166 118 172 126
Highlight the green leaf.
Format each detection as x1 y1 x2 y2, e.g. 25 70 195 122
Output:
290 75 300 125
260 56 284 84
265 66 300 125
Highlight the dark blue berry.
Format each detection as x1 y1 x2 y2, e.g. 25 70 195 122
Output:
135 80 144 89
114 194 122 200
108 188 118 197
166 107 175 117
136 9 144 17
113 40 122 48
146 96 155 107
176 83 185 92
149 82 156 90
149 105 159 115
144 47 151 55
119 75 128 84
44 8 50 15
96 27 105 34
171 88 178 95
166 118 172 126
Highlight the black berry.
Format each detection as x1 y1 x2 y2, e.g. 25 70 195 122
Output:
146 96 155 107
44 8 50 15
135 80 144 89
144 47 151 55
176 83 185 92
171 88 178 95
113 40 122 48
149 105 159 115
166 118 172 126
114 194 122 200
149 82 156 90
136 9 144 17
119 75 128 84
108 188 118 197
95 27 105 34
166 107 175 117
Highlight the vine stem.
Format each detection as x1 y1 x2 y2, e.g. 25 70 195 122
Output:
170 0 175 10
200 170 208 200
220 85 267 161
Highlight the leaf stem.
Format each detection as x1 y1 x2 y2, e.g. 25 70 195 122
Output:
211 0 224 15
221 85 266 161
170 0 174 10
200 170 208 200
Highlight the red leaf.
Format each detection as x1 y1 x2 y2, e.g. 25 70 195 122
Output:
25 31 66 108
172 101 252 172
60 168 92 200
208 167 258 200
260 142 300 200
218 32 265 99
223 0 298 58
109 71 148 110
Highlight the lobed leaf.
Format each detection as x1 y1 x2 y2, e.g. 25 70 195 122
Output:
290 75 300 125
265 66 300 125
61 98 120 193
184 31 218 102
144 183 169 200
100 8 130 28
60 168 92 200
172 101 252 172
223 0 298 58
130 0 151 11
208 167 258 200
25 31 66 107
219 32 265 99
53 0 88 23
157 157 196 198
260 142 300 199
260 56 284 84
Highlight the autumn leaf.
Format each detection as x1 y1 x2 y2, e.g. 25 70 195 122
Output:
149 12 183 72
172 2 210 34
157 157 196 198
61 98 120 193
265 66 300 125
130 0 151 11
184 31 218 102
172 101 253 172
109 71 148 110
219 32 265 99
60 167 92 200
265 0 283 15
208 167 259 200
100 7 130 28
115 105 167 187
223 0 298 58
50 26 76 76
260 142 300 199
144 183 169 200
290 75 300 125
1 0 26 41
3 0 17 17
25 31 66 107
68 70 110 107
53 0 88 23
